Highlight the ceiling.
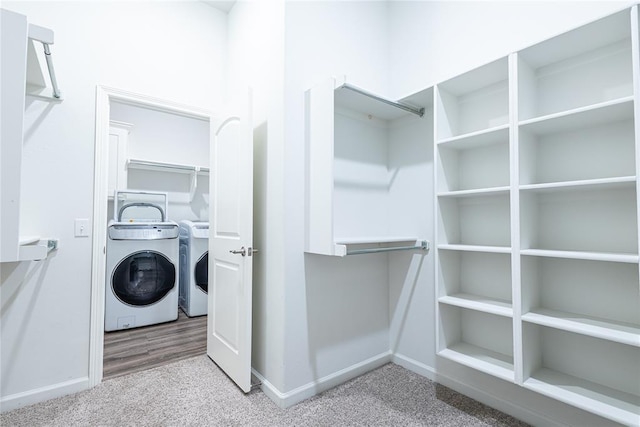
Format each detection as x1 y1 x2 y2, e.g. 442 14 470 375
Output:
201 1 237 13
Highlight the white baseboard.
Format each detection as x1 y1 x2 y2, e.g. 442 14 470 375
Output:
0 377 89 413
390 353 566 427
253 351 392 409
435 373 568 427
391 353 437 381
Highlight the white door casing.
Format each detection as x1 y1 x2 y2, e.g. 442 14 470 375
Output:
90 86 212 387
207 90 254 393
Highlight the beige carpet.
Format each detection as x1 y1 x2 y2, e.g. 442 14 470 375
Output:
1 357 528 426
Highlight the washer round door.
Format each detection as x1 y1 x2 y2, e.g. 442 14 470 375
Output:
112 250 176 306
194 252 208 294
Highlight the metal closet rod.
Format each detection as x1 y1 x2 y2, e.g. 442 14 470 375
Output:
346 240 430 256
339 83 425 118
42 43 61 99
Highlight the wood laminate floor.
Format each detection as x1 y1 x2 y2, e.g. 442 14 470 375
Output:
103 309 207 380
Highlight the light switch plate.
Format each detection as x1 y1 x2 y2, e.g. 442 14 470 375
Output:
75 219 90 237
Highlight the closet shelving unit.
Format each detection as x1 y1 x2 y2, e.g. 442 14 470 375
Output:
516 8 640 426
436 6 640 426
305 76 431 257
0 10 60 263
435 56 516 381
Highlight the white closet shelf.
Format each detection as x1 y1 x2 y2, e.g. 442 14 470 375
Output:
127 159 210 174
334 237 429 257
438 186 510 198
520 249 639 264
18 236 58 261
19 235 40 245
438 343 514 382
127 159 209 203
26 90 63 103
523 309 640 347
519 97 634 132
520 176 636 193
523 369 640 427
439 294 513 317
436 124 509 148
438 244 511 254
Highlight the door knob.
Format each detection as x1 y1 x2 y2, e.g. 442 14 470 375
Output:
230 247 246 256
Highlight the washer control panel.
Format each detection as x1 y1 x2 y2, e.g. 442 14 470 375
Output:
108 223 179 240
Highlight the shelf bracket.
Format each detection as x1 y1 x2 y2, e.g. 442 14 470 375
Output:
189 167 199 202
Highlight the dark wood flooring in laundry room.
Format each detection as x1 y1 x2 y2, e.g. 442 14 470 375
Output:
103 310 207 380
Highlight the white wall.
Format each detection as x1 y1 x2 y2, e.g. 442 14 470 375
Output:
0 1 226 410
389 0 633 98
283 0 393 393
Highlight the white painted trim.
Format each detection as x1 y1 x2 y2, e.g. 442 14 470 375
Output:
252 351 392 409
254 351 566 427
98 85 212 120
391 353 437 381
88 85 109 387
88 85 213 388
390 354 567 427
435 372 569 427
0 377 89 413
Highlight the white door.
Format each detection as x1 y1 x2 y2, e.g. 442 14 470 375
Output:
207 92 254 392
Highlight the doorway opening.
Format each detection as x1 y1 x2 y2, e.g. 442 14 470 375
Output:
90 86 212 386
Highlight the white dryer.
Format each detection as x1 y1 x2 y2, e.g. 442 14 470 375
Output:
105 191 179 331
178 221 209 317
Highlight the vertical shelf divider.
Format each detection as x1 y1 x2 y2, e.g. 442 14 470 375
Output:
509 52 523 385
631 6 640 288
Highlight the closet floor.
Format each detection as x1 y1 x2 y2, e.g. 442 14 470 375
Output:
103 309 207 380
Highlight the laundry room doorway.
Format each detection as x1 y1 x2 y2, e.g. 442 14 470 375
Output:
89 86 255 393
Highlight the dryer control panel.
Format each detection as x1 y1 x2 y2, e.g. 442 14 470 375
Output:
108 224 179 240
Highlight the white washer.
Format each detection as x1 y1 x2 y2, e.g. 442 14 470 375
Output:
179 221 209 317
105 191 179 331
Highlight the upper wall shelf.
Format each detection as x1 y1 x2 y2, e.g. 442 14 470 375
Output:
127 158 210 174
127 159 209 202
335 82 425 119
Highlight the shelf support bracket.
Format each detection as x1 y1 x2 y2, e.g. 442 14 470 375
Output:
189 167 199 202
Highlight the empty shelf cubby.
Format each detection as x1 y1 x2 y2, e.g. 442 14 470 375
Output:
438 250 512 317
517 10 633 122
522 324 640 426
436 57 510 141
438 305 515 382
